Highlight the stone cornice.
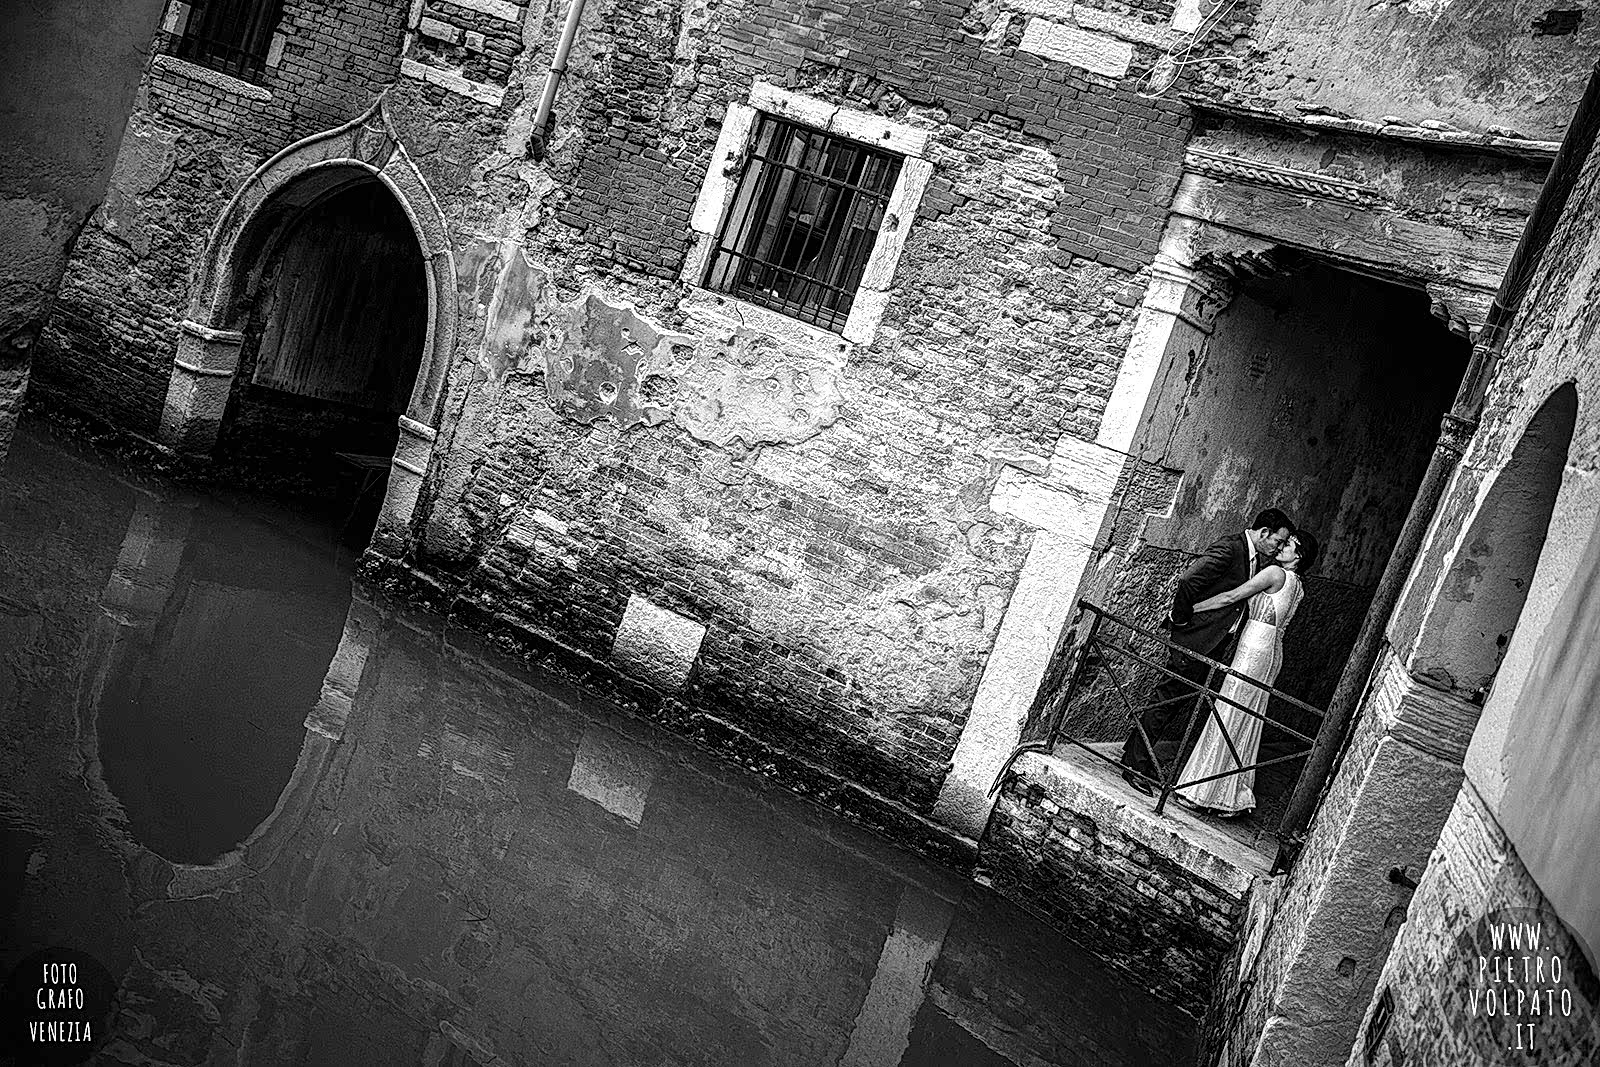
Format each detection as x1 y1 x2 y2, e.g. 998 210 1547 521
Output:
1182 96 1562 163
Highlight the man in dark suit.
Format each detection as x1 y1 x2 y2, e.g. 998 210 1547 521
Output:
1120 507 1296 794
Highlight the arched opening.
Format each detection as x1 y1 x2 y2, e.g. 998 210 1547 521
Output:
1048 253 1471 825
214 170 430 544
158 109 454 553
1410 383 1578 700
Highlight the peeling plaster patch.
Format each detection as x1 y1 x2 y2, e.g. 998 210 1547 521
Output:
478 242 558 379
546 293 690 428
667 327 844 449
610 595 706 692
546 293 844 449
98 121 183 257
471 250 846 449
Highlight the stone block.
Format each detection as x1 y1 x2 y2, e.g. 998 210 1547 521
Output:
418 16 462 44
610 595 707 693
1018 18 1134 79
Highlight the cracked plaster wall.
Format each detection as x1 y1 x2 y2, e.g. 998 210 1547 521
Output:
0 0 168 456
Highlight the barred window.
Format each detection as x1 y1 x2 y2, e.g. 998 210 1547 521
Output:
173 0 285 83
702 114 903 333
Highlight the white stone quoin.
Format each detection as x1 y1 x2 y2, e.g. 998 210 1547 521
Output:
1018 18 1135 79
611 594 708 692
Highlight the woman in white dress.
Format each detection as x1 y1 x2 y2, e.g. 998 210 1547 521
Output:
1174 530 1318 816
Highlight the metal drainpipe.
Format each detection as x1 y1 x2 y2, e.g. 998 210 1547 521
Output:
526 0 589 162
1272 61 1600 874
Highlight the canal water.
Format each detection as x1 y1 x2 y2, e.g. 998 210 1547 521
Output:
1 418 1196 1066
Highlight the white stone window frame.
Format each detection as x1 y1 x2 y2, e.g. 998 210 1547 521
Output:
681 81 934 347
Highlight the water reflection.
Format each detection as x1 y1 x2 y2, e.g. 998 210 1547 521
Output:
91 494 351 863
0 423 352 866
93 595 1193 1065
2 422 1196 1066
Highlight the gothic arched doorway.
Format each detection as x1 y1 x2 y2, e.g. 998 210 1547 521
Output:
218 172 428 540
157 105 454 551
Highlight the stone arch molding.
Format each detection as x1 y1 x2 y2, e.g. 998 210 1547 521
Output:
1403 381 1580 699
157 99 457 548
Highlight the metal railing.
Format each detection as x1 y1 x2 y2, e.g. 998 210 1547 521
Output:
702 112 902 332
990 600 1326 822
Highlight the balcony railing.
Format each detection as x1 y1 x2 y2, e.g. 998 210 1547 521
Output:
991 600 1326 826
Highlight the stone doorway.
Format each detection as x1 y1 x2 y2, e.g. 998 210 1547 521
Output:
215 175 428 538
1075 253 1472 826
155 105 456 552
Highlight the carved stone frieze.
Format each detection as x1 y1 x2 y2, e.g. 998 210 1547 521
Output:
1183 147 1384 207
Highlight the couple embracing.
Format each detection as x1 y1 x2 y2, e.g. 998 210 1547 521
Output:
1120 508 1319 817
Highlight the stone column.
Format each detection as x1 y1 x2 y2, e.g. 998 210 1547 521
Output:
931 219 1236 836
370 414 436 553
157 319 246 454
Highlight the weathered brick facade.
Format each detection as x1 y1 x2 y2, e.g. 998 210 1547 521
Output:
23 0 1600 1051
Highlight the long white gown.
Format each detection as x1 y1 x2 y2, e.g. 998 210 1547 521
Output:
1175 571 1303 814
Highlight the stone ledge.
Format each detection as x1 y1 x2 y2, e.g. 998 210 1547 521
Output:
151 54 272 101
1015 747 1273 895
1183 96 1562 161
980 745 1275 1012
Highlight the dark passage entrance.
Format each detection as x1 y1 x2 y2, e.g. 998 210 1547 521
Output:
1061 255 1471 823
219 176 427 540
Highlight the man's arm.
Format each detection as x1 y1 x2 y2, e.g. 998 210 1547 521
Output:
1193 566 1284 614
1171 537 1239 626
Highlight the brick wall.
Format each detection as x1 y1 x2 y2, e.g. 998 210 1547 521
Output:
374 0 1202 815
554 0 1192 281
22 0 1230 820
980 750 1266 1015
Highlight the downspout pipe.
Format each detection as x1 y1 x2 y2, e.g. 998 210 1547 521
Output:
527 0 588 162
1273 60 1600 873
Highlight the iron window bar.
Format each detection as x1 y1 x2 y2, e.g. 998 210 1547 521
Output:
172 0 284 83
703 113 902 332
989 600 1326 822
